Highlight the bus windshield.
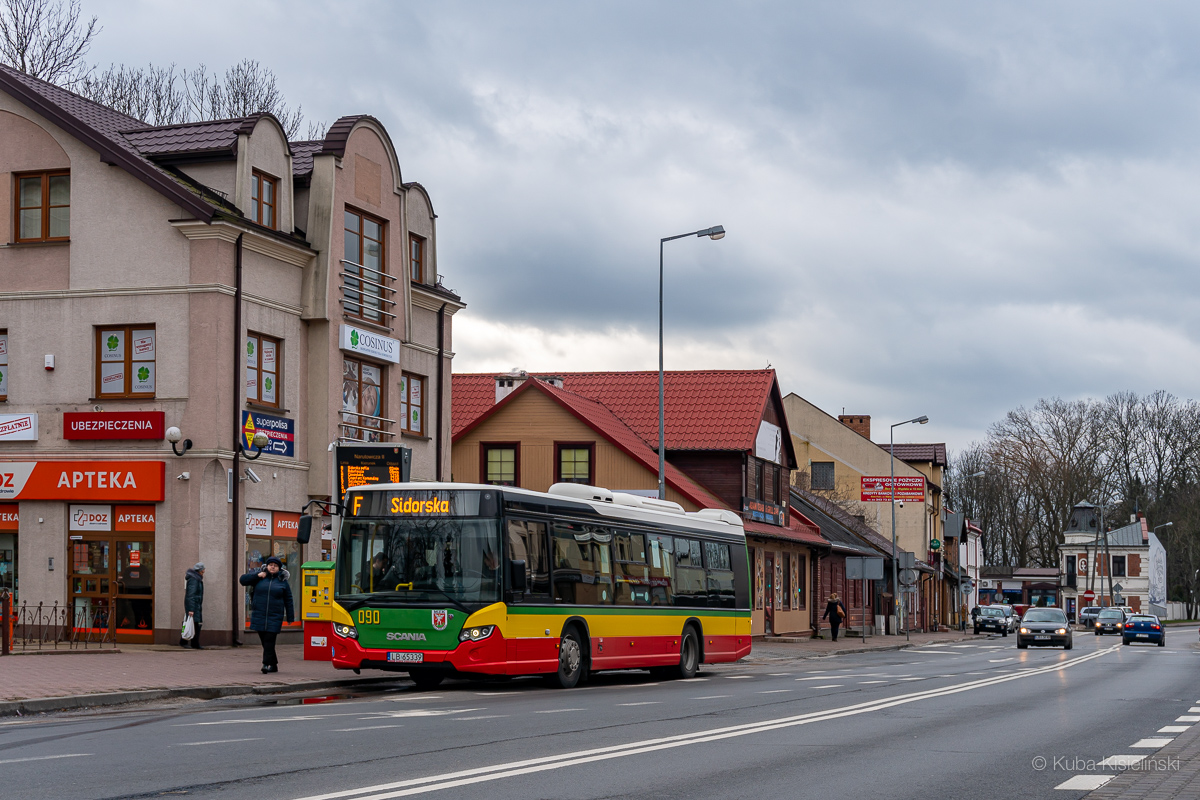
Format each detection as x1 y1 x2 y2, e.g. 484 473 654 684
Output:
336 516 501 608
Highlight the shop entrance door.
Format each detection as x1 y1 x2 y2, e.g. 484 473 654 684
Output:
70 537 153 642
764 553 775 635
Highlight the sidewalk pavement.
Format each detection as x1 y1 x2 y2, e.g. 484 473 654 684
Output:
0 629 976 715
1085 709 1200 799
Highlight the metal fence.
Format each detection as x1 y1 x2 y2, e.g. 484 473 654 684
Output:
0 593 118 653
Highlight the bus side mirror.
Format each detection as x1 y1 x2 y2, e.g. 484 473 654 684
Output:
510 560 527 593
297 515 313 544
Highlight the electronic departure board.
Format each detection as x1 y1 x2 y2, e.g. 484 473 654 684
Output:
335 445 411 500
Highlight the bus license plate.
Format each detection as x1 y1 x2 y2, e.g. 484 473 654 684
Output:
387 652 424 663
1034 635 1050 640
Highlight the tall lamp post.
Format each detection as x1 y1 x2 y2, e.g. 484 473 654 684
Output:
891 415 929 636
658 225 726 499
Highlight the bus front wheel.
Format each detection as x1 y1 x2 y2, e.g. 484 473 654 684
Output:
673 628 700 679
548 629 585 689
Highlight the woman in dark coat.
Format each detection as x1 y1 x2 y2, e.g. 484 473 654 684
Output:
240 556 294 673
822 592 847 642
181 562 205 649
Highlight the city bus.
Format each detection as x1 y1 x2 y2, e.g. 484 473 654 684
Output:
323 482 752 688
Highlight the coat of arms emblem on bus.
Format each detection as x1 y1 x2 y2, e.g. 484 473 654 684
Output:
432 609 449 631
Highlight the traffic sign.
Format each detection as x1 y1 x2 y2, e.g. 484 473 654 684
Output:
900 568 918 586
1082 590 1096 603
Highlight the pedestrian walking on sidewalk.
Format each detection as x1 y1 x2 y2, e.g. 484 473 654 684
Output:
181 563 205 649
240 556 294 674
823 593 847 642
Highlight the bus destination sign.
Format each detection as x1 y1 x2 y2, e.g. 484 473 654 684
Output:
336 445 411 500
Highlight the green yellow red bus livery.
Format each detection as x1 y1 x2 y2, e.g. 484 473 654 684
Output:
326 482 752 688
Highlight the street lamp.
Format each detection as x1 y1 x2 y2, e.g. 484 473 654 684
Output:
658 225 725 499
891 414 929 638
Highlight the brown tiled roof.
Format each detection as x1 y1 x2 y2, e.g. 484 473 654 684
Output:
290 140 324 177
122 118 249 157
879 443 948 467
0 63 216 221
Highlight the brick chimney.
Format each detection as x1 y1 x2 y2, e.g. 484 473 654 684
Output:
839 414 871 439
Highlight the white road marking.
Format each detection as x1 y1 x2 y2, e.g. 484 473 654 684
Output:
950 645 975 649
988 659 1014 663
1130 738 1174 748
725 676 753 680
1054 775 1113 790
859 681 887 684
1176 716 1200 722
810 685 843 689
1099 755 1146 767
175 738 264 746
693 695 731 700
757 690 792 694
899 678 926 681
292 646 1118 800
335 726 404 732
474 692 519 696
768 673 793 677
180 714 351 726
1189 707 1200 713
617 702 661 707
1158 726 1190 733
359 709 481 720
0 753 92 765
455 716 509 721
965 672 986 675
678 678 708 683
535 709 586 714
905 650 959 656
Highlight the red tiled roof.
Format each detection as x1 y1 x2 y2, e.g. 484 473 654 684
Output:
453 370 780 453
879 443 948 467
743 517 826 548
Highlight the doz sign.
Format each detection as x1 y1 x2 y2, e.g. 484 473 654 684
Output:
245 509 272 536
70 504 112 531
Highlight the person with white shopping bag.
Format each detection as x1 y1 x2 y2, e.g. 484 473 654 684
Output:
180 563 205 649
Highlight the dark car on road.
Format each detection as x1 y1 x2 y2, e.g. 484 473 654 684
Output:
996 604 1020 633
1094 607 1127 635
1017 607 1073 650
975 606 1009 636
1122 614 1165 646
1078 606 1101 627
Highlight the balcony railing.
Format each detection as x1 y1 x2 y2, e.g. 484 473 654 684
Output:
339 410 397 443
340 258 397 324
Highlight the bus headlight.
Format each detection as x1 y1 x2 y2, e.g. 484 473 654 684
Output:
333 622 358 640
459 625 496 643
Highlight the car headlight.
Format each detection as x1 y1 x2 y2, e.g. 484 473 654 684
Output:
1019 627 1029 634
1095 622 1101 628
1056 628 1067 635
459 625 496 642
333 622 358 640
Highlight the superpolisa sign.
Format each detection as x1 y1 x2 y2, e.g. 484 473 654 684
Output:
0 462 165 501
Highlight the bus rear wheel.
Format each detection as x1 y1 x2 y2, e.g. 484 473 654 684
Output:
548 629 584 689
672 628 700 679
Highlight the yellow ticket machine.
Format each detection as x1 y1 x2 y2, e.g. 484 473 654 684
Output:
301 561 334 661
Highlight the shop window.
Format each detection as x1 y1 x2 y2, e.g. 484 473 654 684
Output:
781 553 791 610
410 234 425 283
1111 556 1126 577
794 554 806 609
0 330 8 400
483 444 518 486
250 171 278 230
551 521 611 604
556 443 593 484
245 528 301 630
15 171 70 242
506 519 551 600
341 356 388 441
95 325 156 398
811 462 835 491
0 503 17 597
343 208 393 324
246 332 281 408
399 373 425 436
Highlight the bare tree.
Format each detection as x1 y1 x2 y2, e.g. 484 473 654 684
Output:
79 62 187 125
0 0 98 87
182 60 306 138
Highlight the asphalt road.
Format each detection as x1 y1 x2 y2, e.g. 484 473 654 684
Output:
2 630 1198 800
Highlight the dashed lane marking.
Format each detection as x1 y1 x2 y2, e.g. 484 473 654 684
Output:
1158 726 1190 733
725 676 754 680
174 738 264 747
335 726 404 732
454 716 509 721
1055 775 1113 790
535 709 586 714
1099 755 1147 767
1130 738 1174 748
678 678 708 683
768 673 793 676
0 754 92 765
617 702 661 707
899 678 926 681
693 695 731 700
859 681 887 684
810 685 843 689
757 690 793 694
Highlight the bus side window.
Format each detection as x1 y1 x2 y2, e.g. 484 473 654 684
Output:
648 535 674 605
614 531 649 606
704 541 736 608
674 537 708 607
507 519 550 600
552 522 613 605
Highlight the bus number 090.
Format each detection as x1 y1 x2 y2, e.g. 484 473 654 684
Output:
357 609 380 625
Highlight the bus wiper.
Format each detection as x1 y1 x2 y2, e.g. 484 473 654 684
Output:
421 586 471 616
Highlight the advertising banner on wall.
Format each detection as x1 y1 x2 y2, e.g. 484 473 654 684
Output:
114 505 156 531
0 413 38 441
64 411 164 440
339 324 400 364
861 476 926 503
69 504 112 531
1148 531 1167 618
241 410 295 458
0 461 164 501
245 508 272 537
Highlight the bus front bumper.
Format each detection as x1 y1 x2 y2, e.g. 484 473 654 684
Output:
331 630 510 675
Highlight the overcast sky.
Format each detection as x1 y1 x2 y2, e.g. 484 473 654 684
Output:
87 1 1200 451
